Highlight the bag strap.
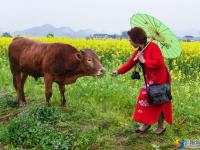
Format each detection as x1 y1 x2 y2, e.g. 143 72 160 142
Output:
165 67 170 84
140 63 148 88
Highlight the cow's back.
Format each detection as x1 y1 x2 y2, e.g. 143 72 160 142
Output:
8 37 79 78
8 37 48 77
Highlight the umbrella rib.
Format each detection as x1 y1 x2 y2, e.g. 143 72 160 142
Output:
156 42 167 56
156 19 168 34
162 35 178 42
168 33 178 39
152 26 180 58
161 47 169 58
172 44 181 56
153 18 165 35
145 14 156 28
157 42 170 58
139 14 153 27
132 18 148 29
134 16 147 27
142 14 152 26
166 42 181 58
152 16 159 29
147 16 165 39
159 26 170 33
169 48 177 58
165 47 171 58
153 18 165 38
158 44 166 56
164 39 178 55
136 14 147 24
172 42 182 56
155 41 160 47
157 19 163 30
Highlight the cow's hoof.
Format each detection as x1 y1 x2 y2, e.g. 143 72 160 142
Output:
61 105 67 109
46 102 51 107
60 102 67 107
60 105 67 111
18 101 27 107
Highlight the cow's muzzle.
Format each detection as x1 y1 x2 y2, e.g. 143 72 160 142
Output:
96 67 105 77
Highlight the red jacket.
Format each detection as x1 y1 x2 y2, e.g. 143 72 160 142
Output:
118 42 170 85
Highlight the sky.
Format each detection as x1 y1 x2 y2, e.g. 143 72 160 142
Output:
0 0 199 34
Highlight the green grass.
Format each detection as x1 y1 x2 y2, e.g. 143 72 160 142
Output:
0 65 200 149
0 40 200 149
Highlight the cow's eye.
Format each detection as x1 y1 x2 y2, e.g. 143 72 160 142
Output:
87 59 92 62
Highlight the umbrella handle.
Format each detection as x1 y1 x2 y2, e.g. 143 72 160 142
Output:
133 39 153 61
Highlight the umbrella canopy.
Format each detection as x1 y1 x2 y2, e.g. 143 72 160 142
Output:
130 13 182 58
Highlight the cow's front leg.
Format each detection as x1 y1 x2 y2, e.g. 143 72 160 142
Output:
44 74 53 107
58 83 67 107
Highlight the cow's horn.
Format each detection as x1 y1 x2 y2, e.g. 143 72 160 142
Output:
80 50 84 54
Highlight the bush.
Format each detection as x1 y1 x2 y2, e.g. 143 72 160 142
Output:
46 33 54 38
6 106 70 149
27 106 61 124
2 32 12 37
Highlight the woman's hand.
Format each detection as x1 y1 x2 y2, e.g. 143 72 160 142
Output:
138 54 145 63
112 70 119 77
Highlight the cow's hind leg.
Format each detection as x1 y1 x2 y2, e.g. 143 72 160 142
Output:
44 74 53 107
58 83 66 107
21 73 28 104
13 73 26 107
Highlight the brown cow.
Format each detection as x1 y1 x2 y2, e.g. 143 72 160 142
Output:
8 37 105 107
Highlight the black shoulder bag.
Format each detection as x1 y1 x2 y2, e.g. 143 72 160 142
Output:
141 64 172 105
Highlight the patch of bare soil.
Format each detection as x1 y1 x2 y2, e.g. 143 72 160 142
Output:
0 111 18 124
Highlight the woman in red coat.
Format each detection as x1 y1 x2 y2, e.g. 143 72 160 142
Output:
112 27 172 135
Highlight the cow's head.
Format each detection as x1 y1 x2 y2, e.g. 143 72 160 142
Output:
75 49 105 77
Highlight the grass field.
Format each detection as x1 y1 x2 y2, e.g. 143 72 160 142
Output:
0 37 199 150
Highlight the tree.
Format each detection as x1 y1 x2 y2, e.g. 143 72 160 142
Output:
183 35 194 42
121 31 128 38
46 33 54 38
2 32 12 37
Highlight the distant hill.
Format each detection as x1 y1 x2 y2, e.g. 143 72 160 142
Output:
194 37 200 41
1 25 200 40
12 24 95 38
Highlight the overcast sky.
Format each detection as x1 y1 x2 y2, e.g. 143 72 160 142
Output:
0 0 199 33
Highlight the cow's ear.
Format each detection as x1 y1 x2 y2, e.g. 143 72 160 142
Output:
75 52 83 61
93 49 97 54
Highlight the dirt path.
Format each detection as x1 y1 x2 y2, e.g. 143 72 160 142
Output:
0 144 5 150
0 111 18 124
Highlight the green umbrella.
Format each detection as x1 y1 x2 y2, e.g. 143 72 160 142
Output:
130 13 182 58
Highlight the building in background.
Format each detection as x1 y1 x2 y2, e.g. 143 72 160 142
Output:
182 36 194 42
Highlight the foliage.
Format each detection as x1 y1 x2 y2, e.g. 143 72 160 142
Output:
46 33 54 38
1 32 12 38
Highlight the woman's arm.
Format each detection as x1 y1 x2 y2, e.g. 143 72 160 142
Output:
118 50 138 74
